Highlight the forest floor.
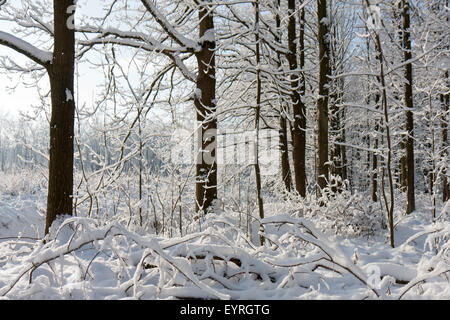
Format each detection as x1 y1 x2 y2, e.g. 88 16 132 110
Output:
0 180 449 300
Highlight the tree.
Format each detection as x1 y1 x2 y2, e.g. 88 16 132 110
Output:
45 0 77 234
194 1 218 214
253 0 265 246
0 0 77 234
316 0 332 193
363 0 395 247
274 0 293 193
440 0 449 203
400 0 415 214
287 0 307 197
328 0 355 191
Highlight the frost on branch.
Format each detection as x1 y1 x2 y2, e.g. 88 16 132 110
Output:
0 213 394 299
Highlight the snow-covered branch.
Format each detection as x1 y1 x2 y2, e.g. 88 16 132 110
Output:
139 0 201 52
0 31 52 68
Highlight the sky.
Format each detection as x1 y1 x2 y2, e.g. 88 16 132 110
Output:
0 0 104 119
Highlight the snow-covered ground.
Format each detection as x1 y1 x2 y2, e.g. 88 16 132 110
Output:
0 176 448 300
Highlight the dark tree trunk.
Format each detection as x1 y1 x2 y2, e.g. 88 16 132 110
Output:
317 0 331 192
341 120 347 182
442 70 449 202
45 0 76 234
287 0 307 197
275 0 292 192
280 108 292 192
443 0 450 202
329 79 345 191
377 43 395 248
254 0 264 246
374 30 395 248
372 136 378 202
194 4 217 214
329 7 344 193
329 97 342 192
400 151 407 191
402 0 415 214
372 92 380 203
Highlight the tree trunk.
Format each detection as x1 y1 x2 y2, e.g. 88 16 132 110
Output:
275 0 292 192
288 0 307 197
329 96 342 192
400 151 407 191
317 0 331 193
254 0 264 246
45 0 76 234
378 47 395 248
364 0 395 247
280 108 292 192
372 92 380 203
442 70 449 202
341 118 347 182
372 135 378 202
443 0 450 202
329 3 344 192
375 32 395 248
402 0 415 214
194 4 217 214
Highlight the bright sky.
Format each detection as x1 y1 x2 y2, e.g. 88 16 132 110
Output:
0 0 104 118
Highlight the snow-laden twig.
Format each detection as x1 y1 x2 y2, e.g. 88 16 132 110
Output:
261 215 384 298
5 212 446 299
0 218 233 299
397 222 450 299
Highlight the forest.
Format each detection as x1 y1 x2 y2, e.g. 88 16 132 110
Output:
0 0 448 300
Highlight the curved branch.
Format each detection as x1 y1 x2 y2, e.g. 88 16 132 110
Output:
139 0 200 52
0 31 52 69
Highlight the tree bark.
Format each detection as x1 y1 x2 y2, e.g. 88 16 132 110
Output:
401 0 415 214
442 70 449 202
194 3 217 214
372 92 380 203
441 0 449 203
317 0 331 193
275 0 292 192
280 109 292 192
254 0 264 246
45 0 76 234
288 0 307 197
328 2 345 192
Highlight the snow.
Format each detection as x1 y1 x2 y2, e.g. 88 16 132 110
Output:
0 181 448 300
320 17 329 26
140 0 200 52
199 29 215 43
65 88 73 102
0 31 52 65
